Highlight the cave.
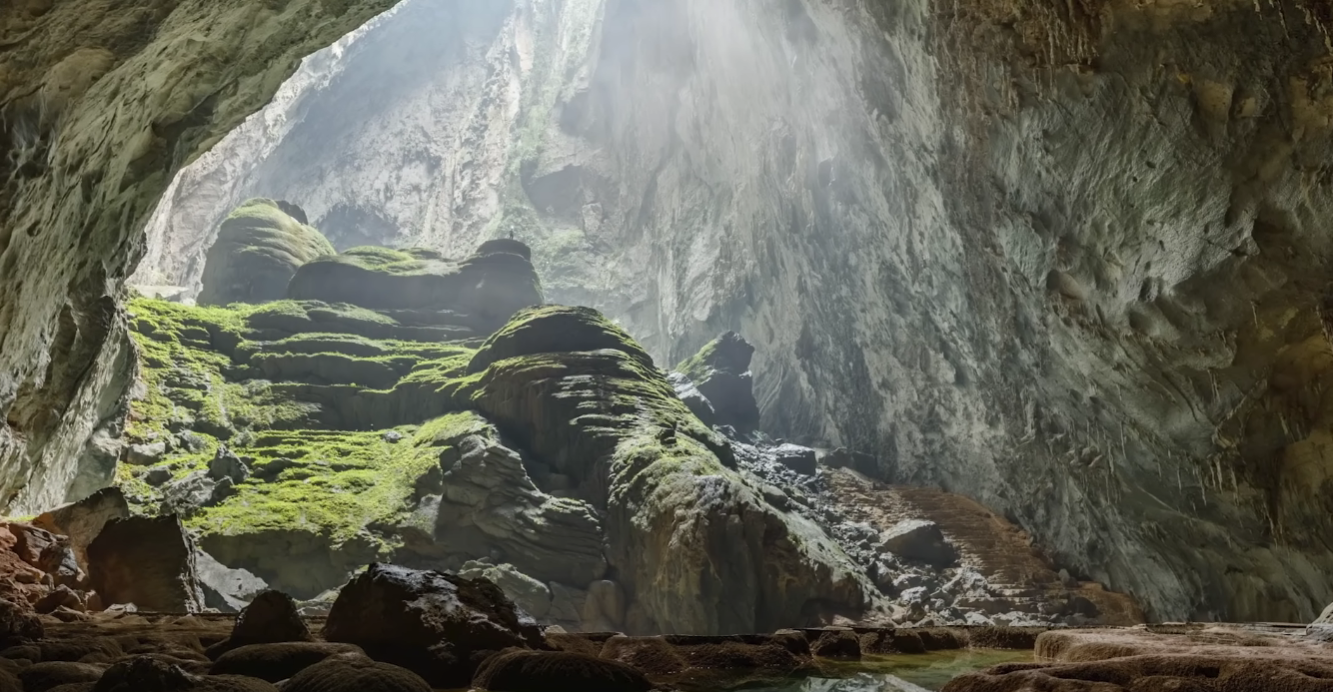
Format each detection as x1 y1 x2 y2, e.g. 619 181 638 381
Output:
6 0 1333 690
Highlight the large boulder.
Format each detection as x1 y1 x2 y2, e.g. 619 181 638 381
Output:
193 550 268 614
32 487 129 572
229 591 311 646
210 643 364 682
323 564 543 686
281 656 431 692
470 650 653 692
86 516 205 612
675 332 761 433
198 199 335 306
285 243 542 332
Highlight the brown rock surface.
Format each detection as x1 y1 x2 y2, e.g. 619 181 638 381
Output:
85 516 204 613
944 625 1333 692
826 469 1144 625
33 489 130 571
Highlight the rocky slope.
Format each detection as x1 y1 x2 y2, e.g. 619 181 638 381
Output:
130 0 1333 624
108 227 891 634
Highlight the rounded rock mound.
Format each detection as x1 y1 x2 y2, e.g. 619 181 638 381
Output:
285 244 542 331
470 650 653 692
198 199 335 306
467 305 655 374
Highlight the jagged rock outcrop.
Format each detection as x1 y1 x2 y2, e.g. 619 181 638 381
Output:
197 199 335 306
675 332 761 433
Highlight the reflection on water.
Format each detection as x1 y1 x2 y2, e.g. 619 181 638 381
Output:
685 649 1033 692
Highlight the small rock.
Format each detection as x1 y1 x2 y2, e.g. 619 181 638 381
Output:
810 629 861 659
252 458 298 481
142 467 173 487
207 446 249 485
174 432 207 453
34 586 84 614
125 442 167 466
382 431 404 444
819 447 876 474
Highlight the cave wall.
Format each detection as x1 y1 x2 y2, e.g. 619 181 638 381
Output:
0 0 399 512
19 0 1333 623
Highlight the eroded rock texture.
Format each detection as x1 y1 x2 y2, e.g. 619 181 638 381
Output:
0 0 399 514
127 0 1333 623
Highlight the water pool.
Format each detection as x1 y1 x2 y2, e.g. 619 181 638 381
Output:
675 649 1033 692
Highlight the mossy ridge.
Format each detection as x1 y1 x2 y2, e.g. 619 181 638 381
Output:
467 304 653 373
245 299 477 343
190 412 490 545
464 306 733 491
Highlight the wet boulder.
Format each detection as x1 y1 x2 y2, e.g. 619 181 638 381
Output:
210 643 363 682
323 564 543 687
86 516 205 612
470 650 652 692
93 656 278 692
281 655 431 692
197 199 335 306
675 332 760 433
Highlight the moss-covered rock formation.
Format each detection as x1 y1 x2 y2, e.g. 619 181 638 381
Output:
198 199 336 306
675 332 760 434
109 242 871 632
286 245 543 333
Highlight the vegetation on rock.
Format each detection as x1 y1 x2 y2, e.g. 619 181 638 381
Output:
198 199 336 306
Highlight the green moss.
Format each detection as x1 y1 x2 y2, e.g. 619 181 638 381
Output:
468 304 653 373
187 418 485 544
675 337 721 383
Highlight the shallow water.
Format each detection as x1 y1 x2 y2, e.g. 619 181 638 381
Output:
680 649 1033 692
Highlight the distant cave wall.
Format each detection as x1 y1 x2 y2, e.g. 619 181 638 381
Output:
0 0 399 512
121 0 1333 622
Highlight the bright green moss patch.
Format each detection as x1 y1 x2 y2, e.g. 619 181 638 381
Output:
188 418 482 544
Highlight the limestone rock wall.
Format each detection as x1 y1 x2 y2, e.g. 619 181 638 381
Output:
0 0 400 512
